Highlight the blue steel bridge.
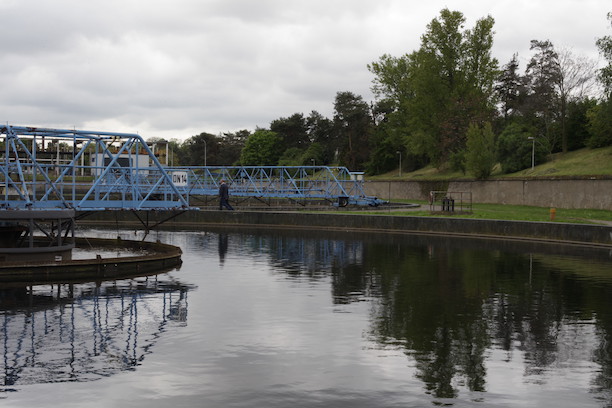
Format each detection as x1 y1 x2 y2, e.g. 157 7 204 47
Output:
1 125 384 212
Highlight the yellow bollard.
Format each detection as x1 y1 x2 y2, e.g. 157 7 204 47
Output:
550 207 556 221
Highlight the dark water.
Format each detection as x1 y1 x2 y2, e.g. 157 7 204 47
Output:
1 227 611 407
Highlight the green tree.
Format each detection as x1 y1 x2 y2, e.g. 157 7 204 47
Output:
364 99 411 175
587 12 612 148
496 122 545 173
596 12 612 96
270 113 309 152
368 53 413 111
306 111 334 164
301 142 325 166
333 91 373 169
239 129 283 165
495 54 523 120
277 147 304 166
556 48 597 152
522 40 562 152
365 127 404 175
218 130 249 165
566 98 597 150
368 9 498 166
178 132 217 166
465 122 496 179
587 99 612 148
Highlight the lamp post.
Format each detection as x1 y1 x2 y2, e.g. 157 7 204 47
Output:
527 137 535 170
396 151 402 177
311 158 315 177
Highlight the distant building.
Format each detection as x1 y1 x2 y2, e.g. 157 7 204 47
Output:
90 152 150 176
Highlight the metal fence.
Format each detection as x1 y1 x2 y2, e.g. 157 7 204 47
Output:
429 191 473 213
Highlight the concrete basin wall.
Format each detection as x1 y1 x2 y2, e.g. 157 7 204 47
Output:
82 210 612 247
364 179 612 210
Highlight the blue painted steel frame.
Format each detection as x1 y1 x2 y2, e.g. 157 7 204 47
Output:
169 166 383 206
1 125 384 211
1 125 190 210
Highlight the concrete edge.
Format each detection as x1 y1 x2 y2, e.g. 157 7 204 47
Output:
0 237 183 284
79 210 612 248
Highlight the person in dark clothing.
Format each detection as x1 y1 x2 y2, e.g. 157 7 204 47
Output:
219 180 234 210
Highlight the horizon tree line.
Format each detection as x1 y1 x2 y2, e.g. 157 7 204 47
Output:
155 9 612 179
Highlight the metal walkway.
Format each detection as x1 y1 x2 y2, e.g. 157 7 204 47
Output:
169 165 382 207
1 125 384 211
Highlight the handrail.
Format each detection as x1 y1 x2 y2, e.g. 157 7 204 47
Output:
1 125 385 210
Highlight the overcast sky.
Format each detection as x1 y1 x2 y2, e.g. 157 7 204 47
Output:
1 0 609 141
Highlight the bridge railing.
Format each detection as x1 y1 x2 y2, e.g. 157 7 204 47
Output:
1 125 190 210
167 166 383 206
1 125 385 211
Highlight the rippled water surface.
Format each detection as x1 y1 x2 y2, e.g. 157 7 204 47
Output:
1 227 611 407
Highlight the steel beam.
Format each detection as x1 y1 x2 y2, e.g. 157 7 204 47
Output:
1 124 385 211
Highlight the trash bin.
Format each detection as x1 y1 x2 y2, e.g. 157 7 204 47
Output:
442 197 455 212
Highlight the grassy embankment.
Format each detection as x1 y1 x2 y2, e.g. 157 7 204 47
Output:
352 201 612 225
353 146 612 225
371 146 612 180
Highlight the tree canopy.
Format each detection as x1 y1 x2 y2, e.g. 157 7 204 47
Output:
369 9 499 166
596 12 612 96
240 129 283 166
170 8 610 176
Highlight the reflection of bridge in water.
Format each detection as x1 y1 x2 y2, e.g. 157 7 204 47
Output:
1 275 193 388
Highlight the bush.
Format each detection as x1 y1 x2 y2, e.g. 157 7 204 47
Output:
449 150 466 174
465 122 496 179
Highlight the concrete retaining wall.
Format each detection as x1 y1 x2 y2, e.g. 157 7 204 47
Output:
82 210 612 247
364 179 612 210
0 237 183 283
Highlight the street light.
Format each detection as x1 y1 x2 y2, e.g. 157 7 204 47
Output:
527 137 535 170
165 142 169 166
396 151 402 177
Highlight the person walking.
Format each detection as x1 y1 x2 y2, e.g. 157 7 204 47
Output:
218 179 234 210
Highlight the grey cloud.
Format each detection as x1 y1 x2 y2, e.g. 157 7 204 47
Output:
0 0 608 140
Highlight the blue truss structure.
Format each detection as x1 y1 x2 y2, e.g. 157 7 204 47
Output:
1 125 384 211
1 125 190 211
169 166 383 206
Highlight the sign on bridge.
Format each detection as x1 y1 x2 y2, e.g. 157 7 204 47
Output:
171 171 188 187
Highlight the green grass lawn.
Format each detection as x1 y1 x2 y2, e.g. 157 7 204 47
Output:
339 201 612 225
370 146 612 180
358 146 612 224
509 146 612 178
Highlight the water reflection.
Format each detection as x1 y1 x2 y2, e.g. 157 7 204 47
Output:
215 229 612 404
4 227 610 407
0 273 192 390
218 233 228 265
